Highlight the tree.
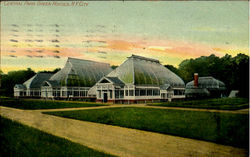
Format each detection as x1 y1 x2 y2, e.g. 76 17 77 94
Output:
111 65 118 70
177 53 249 98
0 68 36 97
38 68 61 73
164 65 180 76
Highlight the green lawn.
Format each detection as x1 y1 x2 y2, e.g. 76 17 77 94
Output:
147 98 249 110
0 98 106 110
45 107 249 149
0 116 114 157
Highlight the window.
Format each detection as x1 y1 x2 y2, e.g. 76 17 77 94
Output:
153 89 160 96
129 90 134 96
74 91 79 96
161 93 164 99
115 90 119 98
62 91 67 96
135 90 140 96
114 90 124 99
100 79 110 83
110 91 112 99
140 89 146 96
125 90 128 96
53 91 56 96
174 90 184 95
56 91 60 97
80 91 84 97
98 91 101 98
120 90 124 98
147 89 152 96
67 90 72 96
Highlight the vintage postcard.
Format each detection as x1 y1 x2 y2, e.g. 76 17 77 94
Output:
0 1 249 156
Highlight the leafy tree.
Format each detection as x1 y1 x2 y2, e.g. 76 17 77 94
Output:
0 68 36 97
177 53 249 98
164 65 180 76
111 65 118 70
38 68 61 73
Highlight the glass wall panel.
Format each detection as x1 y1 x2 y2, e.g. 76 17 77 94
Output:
135 90 140 96
140 89 146 96
125 90 128 96
110 91 112 99
120 90 124 98
147 89 152 96
129 90 134 96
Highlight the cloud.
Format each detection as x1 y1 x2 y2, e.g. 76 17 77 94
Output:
11 24 18 27
36 50 43 53
97 51 107 54
25 39 33 42
51 39 60 43
148 46 172 51
106 40 134 50
53 55 60 58
53 50 60 53
10 39 18 42
98 56 107 59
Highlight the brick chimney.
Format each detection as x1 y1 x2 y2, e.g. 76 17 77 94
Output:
194 73 198 87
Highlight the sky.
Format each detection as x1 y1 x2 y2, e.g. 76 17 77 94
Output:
1 1 249 73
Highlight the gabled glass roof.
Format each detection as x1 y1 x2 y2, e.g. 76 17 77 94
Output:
22 73 53 89
49 57 112 87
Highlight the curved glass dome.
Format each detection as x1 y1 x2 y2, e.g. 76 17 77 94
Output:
107 55 185 88
186 77 226 90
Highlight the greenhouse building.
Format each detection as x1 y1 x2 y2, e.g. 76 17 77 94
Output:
41 57 112 99
91 55 185 103
185 73 226 98
14 72 53 98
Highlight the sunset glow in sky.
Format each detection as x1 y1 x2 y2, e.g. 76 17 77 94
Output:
1 1 249 73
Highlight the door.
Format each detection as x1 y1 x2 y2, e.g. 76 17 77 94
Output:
103 93 108 103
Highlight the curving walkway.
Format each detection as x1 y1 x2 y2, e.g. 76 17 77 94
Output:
0 106 248 157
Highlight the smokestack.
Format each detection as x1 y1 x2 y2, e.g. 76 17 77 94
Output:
194 73 198 87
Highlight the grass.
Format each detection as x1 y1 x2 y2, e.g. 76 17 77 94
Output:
0 116 114 157
0 98 107 110
45 107 249 149
147 98 249 110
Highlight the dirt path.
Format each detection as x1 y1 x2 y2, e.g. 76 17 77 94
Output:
0 106 247 157
34 103 249 114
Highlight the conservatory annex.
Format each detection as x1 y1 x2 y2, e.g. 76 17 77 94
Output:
14 72 53 98
185 73 226 98
92 55 185 103
41 57 112 99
